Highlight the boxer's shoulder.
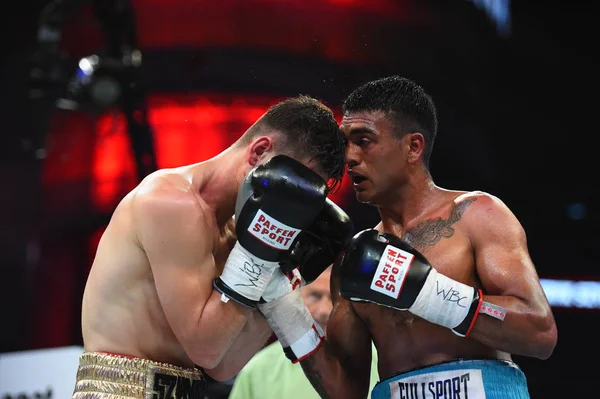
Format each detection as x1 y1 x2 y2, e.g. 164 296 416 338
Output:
131 166 204 206
130 169 216 240
410 189 508 237
452 190 521 235
452 190 496 207
135 167 196 197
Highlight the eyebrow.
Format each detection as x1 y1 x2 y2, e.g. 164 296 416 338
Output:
347 127 377 136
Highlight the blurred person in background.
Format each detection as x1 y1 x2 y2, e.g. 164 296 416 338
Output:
228 266 380 399
255 76 557 399
71 95 352 398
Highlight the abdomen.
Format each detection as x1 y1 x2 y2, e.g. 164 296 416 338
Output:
81 234 193 367
355 303 502 379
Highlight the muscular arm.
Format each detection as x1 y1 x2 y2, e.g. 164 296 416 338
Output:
132 180 255 369
204 309 273 381
465 193 558 359
300 259 373 399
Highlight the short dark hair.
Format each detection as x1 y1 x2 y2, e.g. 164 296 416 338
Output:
253 95 346 192
342 76 438 169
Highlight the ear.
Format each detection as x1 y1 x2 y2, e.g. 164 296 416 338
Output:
247 136 274 167
406 132 425 164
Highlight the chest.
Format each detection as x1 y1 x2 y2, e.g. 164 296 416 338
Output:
409 235 474 282
379 212 475 281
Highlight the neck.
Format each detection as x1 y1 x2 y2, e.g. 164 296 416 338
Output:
377 169 439 230
194 147 245 227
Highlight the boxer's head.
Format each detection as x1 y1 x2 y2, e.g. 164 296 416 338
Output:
302 266 332 333
236 95 346 193
341 76 438 205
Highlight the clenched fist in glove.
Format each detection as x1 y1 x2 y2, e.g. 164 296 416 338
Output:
214 155 328 308
339 229 485 337
258 198 354 363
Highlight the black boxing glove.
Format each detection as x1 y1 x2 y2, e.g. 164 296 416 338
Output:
280 198 354 284
339 229 484 337
255 200 352 363
214 155 328 308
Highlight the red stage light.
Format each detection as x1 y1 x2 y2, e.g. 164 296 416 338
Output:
87 94 352 211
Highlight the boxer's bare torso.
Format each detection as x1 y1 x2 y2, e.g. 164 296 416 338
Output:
81 164 237 368
305 85 556 399
337 190 512 379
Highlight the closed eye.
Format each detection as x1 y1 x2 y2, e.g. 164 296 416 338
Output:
345 127 377 148
351 137 371 147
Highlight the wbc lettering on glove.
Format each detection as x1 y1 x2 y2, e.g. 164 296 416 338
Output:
214 155 328 308
258 198 353 364
368 242 478 317
340 229 504 337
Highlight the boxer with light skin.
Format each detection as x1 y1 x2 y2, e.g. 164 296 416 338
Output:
72 95 349 399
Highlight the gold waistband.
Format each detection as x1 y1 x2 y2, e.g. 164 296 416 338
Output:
72 352 205 399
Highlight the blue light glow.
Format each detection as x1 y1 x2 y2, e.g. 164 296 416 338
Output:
541 279 600 309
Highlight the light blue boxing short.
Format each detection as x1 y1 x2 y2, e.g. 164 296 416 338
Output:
371 359 529 399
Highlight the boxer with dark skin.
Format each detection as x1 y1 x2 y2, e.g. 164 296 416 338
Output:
297 77 558 399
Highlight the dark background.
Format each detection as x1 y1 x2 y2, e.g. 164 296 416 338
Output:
1 0 597 397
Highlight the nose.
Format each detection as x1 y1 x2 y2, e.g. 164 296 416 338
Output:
345 142 359 169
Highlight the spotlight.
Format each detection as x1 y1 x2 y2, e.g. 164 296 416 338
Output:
57 51 141 114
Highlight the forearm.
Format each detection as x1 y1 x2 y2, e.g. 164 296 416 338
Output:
190 290 255 367
258 290 370 398
468 294 557 359
204 310 273 380
300 341 368 399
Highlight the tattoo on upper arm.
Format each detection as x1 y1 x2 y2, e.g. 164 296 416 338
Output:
300 356 332 399
403 198 476 249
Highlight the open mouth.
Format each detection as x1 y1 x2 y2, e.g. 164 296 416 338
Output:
351 174 367 185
